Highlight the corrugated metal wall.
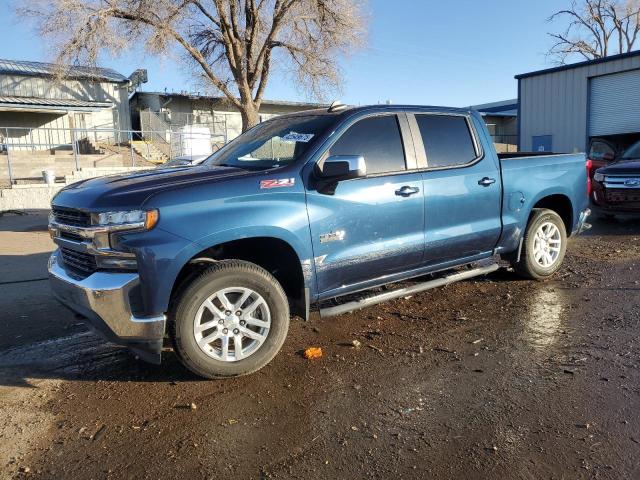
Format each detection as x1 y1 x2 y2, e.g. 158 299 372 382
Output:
589 69 640 136
0 74 131 148
519 56 640 153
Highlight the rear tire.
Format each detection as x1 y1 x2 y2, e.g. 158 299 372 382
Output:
513 208 567 281
170 260 290 379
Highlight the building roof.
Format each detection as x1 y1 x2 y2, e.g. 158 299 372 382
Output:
469 99 518 117
515 50 640 80
0 96 113 112
132 91 324 109
0 58 128 83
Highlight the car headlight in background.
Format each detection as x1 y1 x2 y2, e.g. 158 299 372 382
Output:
593 172 604 182
92 209 159 230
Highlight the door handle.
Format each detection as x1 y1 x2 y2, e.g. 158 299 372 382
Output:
395 186 420 197
478 177 496 187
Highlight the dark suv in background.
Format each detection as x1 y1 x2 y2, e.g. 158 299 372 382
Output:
589 138 640 217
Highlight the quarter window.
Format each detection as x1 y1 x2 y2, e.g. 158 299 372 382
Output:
329 115 406 175
415 115 478 168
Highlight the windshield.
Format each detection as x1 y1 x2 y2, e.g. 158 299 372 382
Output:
622 140 640 160
205 114 335 170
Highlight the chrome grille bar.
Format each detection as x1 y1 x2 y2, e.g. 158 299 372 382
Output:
603 176 640 189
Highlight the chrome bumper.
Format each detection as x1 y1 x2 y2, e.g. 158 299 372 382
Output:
574 208 592 235
48 250 166 363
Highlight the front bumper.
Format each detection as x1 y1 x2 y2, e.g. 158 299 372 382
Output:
48 250 166 363
590 199 640 216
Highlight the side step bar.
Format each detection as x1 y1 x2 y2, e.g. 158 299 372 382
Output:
319 263 500 318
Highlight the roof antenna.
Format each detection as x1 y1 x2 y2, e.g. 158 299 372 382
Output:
328 100 347 112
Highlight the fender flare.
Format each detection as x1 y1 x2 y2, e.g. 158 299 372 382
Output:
157 226 315 314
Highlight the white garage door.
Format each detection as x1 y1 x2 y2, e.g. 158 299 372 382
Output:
589 69 640 136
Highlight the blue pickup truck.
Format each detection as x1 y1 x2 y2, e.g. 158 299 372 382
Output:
48 105 590 378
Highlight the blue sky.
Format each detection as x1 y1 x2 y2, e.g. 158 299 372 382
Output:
0 0 563 107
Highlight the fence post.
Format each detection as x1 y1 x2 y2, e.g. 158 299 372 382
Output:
5 128 14 185
71 128 80 171
129 131 135 167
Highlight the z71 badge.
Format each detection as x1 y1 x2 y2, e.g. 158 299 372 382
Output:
260 178 295 189
319 230 346 243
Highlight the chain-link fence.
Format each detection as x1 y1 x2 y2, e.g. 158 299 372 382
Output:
0 126 224 186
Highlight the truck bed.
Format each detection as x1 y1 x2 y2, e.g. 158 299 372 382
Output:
497 152 588 253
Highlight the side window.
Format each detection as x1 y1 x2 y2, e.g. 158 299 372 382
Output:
329 115 406 175
415 115 478 168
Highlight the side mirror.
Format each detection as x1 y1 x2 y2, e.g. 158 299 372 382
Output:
318 155 366 181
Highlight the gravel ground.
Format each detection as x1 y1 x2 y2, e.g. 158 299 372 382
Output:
0 211 639 479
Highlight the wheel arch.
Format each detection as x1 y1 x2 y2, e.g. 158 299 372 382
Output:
168 232 311 320
529 193 574 233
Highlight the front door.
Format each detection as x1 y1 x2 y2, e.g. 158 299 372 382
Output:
306 114 425 297
410 113 502 266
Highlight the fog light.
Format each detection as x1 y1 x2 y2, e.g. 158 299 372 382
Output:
97 257 138 269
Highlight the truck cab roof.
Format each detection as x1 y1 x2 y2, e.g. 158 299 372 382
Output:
282 104 474 119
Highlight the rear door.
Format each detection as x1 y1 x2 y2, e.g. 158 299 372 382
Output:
306 113 425 297
409 113 502 266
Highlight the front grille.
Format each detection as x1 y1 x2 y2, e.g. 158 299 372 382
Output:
603 176 640 190
60 230 84 242
52 206 91 227
60 247 97 277
605 188 640 204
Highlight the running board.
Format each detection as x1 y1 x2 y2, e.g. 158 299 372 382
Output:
319 263 500 318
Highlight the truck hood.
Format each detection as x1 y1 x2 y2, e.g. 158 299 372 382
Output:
598 160 640 175
52 165 250 210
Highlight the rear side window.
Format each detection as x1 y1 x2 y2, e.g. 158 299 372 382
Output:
415 115 478 168
329 115 406 175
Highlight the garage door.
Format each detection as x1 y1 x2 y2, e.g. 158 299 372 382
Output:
589 69 640 136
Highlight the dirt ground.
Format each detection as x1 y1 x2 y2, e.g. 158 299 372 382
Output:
0 211 639 479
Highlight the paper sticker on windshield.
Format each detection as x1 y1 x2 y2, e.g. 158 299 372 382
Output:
260 178 295 189
282 132 314 143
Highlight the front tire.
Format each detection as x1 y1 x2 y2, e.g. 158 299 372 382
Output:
513 208 567 280
170 260 290 379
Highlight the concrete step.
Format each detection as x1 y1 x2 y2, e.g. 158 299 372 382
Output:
130 141 169 164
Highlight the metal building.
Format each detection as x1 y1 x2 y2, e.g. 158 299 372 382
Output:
516 50 640 153
468 99 518 152
0 59 133 148
130 91 323 146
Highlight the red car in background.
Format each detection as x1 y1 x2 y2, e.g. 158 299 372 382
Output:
589 139 640 217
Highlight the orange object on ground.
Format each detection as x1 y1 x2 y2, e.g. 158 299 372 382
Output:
303 347 323 359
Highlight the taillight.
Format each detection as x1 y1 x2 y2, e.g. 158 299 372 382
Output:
586 159 593 195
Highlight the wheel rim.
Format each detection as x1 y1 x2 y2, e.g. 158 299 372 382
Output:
193 287 271 362
532 221 562 268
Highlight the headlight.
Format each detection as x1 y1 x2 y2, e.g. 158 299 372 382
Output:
593 172 604 182
93 209 159 230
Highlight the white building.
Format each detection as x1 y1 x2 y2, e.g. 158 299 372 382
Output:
0 58 132 151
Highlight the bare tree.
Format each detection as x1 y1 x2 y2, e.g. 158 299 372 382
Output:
18 0 367 131
547 0 640 63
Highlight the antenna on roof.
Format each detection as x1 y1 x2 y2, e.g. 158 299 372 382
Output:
328 100 348 112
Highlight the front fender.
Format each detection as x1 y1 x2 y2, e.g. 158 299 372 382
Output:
138 172 316 312
194 225 315 291
138 226 316 316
